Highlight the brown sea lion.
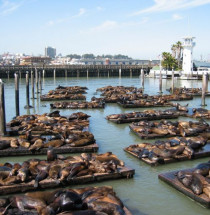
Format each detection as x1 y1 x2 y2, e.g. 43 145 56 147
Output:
44 139 64 148
47 147 57 161
34 170 48 188
95 152 124 166
29 139 44 151
10 138 19 148
194 162 210 176
11 195 46 212
17 167 29 182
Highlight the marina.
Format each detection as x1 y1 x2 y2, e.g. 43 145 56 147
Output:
0 76 210 215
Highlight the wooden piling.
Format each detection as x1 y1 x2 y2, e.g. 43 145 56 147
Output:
87 69 89 78
119 68 122 77
42 69 45 78
35 68 38 93
31 70 34 99
53 69 56 78
206 73 209 92
25 72 30 108
159 70 162 93
65 69 67 78
14 73 19 116
171 69 174 94
39 71 42 93
141 69 144 89
130 69 132 78
201 72 207 106
7 71 10 79
0 79 6 136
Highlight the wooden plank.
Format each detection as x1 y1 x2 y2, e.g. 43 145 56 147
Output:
158 168 210 208
0 143 99 156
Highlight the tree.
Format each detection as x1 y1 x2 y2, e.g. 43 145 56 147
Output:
82 54 95 59
161 52 178 70
171 41 183 69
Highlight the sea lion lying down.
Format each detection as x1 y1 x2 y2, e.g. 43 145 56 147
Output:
177 161 210 197
0 186 126 215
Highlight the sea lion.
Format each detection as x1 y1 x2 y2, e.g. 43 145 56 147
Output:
0 166 12 179
9 163 22 176
10 138 19 148
17 167 29 182
44 139 64 148
11 195 46 212
29 139 44 151
0 140 10 150
53 190 82 211
95 152 124 166
194 162 210 176
47 147 57 161
49 165 62 180
34 170 48 188
87 201 125 215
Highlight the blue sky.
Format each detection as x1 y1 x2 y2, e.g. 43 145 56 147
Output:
1 0 210 60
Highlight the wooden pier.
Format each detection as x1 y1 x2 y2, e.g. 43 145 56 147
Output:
0 65 151 78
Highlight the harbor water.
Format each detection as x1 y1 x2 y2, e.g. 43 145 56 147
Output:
1 75 210 215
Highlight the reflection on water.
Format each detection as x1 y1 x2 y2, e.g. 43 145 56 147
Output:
1 76 210 215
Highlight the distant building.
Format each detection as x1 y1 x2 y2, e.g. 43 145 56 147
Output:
20 56 51 66
45 46 56 58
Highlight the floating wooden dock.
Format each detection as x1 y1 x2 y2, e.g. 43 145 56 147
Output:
158 168 210 208
124 144 210 166
107 113 178 124
0 142 99 156
0 166 135 195
118 102 173 108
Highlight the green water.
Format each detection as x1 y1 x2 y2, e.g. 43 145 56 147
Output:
2 76 210 215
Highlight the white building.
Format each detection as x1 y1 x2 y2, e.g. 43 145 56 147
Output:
182 36 196 75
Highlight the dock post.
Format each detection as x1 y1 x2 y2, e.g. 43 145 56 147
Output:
14 73 20 116
141 69 144 89
201 72 207 106
35 68 38 94
171 69 174 94
43 69 45 78
7 71 10 79
87 69 89 78
38 71 42 93
19 70 22 79
159 70 162 93
0 79 6 136
206 73 209 92
54 69 56 78
119 67 122 77
31 70 34 99
24 71 32 109
130 69 132 78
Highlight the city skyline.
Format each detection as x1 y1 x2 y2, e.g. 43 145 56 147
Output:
1 0 210 60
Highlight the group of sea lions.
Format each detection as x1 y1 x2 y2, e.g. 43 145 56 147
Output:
0 186 127 215
177 161 210 197
40 86 88 101
168 87 204 95
0 112 96 152
0 150 124 188
125 136 208 165
7 112 90 135
130 120 209 138
106 109 178 123
50 100 105 109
